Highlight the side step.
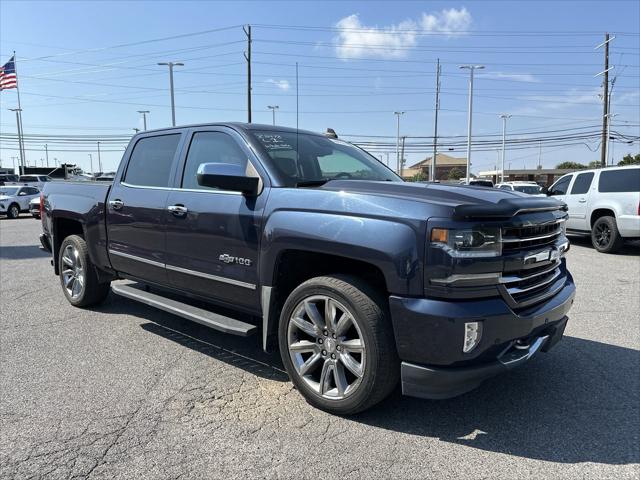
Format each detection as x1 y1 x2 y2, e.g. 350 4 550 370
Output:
111 283 257 337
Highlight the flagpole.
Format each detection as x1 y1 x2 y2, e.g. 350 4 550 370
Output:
13 51 26 173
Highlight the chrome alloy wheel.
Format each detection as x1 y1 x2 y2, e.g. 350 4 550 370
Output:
287 295 366 400
61 244 85 299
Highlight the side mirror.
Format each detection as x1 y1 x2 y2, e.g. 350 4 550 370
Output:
196 163 259 195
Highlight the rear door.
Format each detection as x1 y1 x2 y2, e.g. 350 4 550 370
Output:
164 127 268 312
564 171 594 231
106 132 184 283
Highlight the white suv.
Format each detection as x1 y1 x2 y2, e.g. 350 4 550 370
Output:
547 165 640 253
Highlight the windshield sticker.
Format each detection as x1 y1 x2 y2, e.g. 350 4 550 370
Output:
255 133 294 151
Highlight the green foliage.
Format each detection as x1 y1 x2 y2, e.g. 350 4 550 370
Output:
411 171 427 182
556 161 588 170
618 153 640 166
588 161 601 169
447 167 464 180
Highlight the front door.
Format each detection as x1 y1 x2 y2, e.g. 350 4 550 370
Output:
564 171 594 231
164 127 267 312
106 132 183 283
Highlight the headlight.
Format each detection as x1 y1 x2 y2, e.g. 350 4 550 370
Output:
430 227 502 257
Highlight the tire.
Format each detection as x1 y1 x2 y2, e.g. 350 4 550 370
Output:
591 216 624 253
58 235 111 307
278 275 399 415
6 203 20 219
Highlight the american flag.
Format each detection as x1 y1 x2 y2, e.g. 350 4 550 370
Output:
0 56 18 90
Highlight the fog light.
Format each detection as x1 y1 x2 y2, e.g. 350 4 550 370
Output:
463 322 483 353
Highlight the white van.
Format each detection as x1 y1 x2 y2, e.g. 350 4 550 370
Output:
547 165 640 253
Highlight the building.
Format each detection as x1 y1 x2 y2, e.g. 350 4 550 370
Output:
478 168 577 186
404 154 468 181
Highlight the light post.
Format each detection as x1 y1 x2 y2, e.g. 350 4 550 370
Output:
394 111 405 174
88 153 93 177
97 141 102 173
459 65 485 183
604 113 617 166
157 62 184 126
499 114 511 183
8 108 24 173
137 110 150 130
267 105 279 125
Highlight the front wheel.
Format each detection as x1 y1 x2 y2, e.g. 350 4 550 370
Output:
59 235 111 307
278 275 399 415
6 203 20 219
591 216 624 253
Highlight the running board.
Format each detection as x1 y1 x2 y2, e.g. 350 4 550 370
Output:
111 283 257 337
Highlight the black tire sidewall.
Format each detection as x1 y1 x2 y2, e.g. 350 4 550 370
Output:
278 277 386 414
591 216 622 253
7 203 19 219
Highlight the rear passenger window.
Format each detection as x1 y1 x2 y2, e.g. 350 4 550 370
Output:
181 131 248 190
599 169 640 193
570 172 594 194
124 134 181 188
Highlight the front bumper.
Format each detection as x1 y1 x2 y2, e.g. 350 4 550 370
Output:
390 274 575 399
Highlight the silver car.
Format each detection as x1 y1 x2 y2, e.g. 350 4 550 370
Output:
0 186 41 219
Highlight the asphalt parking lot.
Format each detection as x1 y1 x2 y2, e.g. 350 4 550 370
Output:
1 217 638 479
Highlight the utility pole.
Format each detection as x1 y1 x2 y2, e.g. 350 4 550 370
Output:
596 33 614 167
431 58 441 182
11 52 27 169
394 111 405 174
97 141 102 173
137 110 150 130
267 105 279 125
400 136 406 177
88 153 93 177
460 65 485 183
45 144 49 167
244 25 252 123
158 62 183 127
500 114 510 183
604 113 617 166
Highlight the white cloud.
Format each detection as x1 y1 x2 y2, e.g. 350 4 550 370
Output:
421 7 472 36
266 79 290 91
478 72 541 83
333 8 472 60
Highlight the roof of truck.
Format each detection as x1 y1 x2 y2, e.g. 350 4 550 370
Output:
137 122 324 137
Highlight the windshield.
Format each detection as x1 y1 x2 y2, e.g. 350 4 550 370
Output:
0 187 20 196
250 131 401 186
514 185 542 194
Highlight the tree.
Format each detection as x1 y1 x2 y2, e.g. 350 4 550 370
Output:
411 171 427 182
618 153 640 166
587 161 601 169
556 161 588 170
448 167 464 180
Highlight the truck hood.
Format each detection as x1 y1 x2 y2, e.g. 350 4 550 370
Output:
320 180 566 219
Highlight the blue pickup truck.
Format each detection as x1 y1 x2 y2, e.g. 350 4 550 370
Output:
40 123 575 414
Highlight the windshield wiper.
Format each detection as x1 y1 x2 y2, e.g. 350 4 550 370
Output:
295 179 330 188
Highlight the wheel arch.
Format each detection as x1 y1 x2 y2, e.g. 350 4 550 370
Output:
590 208 616 229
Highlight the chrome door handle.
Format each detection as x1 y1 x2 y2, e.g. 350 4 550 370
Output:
167 205 188 217
578 198 587 203
108 199 124 210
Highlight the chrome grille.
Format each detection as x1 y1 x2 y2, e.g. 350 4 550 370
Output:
502 219 563 253
500 218 567 308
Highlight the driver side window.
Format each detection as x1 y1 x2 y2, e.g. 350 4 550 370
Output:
549 175 572 196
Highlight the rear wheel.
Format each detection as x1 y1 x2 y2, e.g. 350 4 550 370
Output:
7 203 20 219
278 275 399 415
59 235 110 307
591 216 624 253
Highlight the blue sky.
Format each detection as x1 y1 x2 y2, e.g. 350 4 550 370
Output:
1 0 639 173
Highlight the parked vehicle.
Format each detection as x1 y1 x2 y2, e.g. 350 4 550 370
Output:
14 175 52 190
0 174 20 185
29 196 41 219
546 165 640 253
40 123 575 414
0 185 40 219
460 179 494 188
496 182 545 196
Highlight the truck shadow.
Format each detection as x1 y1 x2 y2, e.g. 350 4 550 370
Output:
568 234 640 256
0 244 50 260
356 336 639 465
93 295 638 465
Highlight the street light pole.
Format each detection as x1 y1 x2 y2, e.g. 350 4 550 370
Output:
97 141 102 173
8 108 25 174
88 153 93 177
499 114 511 183
158 62 184 126
267 105 279 125
394 111 405 174
137 110 150 130
460 65 485 183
